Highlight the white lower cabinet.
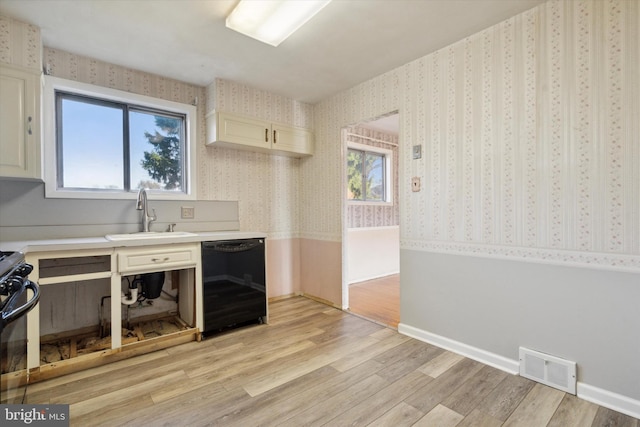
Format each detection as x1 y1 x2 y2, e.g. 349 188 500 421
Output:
22 243 202 382
206 111 313 157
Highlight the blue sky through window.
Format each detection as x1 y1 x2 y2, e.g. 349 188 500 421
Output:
60 98 166 190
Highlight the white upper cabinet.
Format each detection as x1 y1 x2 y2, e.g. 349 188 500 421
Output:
0 65 41 179
206 111 313 157
271 123 313 156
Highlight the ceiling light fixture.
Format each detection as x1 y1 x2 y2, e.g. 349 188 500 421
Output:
226 0 332 47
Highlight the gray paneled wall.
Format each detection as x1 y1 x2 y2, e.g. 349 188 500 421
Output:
400 249 640 403
0 180 239 241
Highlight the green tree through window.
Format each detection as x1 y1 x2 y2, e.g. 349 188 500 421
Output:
347 148 385 202
139 114 183 190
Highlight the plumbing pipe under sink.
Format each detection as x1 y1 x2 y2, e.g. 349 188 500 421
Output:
121 279 140 305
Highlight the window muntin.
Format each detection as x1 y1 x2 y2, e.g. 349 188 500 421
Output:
347 148 387 202
56 92 186 193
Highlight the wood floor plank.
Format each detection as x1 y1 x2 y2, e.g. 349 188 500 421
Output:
547 394 599 427
308 313 383 344
49 350 203 405
373 337 439 367
418 350 465 378
20 296 638 426
366 401 424 426
405 358 484 414
69 370 188 418
274 374 390 427
242 335 379 396
440 364 508 416
502 383 565 427
591 406 639 427
72 394 157 427
234 360 384 427
349 274 400 328
107 382 248 427
455 408 503 427
330 328 410 372
329 370 433 426
376 339 443 383
412 403 465 427
205 365 342 426
474 371 536 421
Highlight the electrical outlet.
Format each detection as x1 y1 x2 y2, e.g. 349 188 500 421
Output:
411 177 421 192
181 206 195 219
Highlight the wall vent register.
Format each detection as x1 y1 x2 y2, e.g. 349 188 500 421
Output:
519 347 577 394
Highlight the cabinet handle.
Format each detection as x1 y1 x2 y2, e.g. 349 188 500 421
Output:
265 128 269 142
151 257 170 262
27 116 32 135
273 130 277 144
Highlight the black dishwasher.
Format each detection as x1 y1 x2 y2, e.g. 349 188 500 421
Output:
201 239 266 335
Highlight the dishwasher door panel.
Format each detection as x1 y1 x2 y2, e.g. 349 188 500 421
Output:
201 239 266 334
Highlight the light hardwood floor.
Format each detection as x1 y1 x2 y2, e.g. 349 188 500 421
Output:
25 297 638 426
349 274 400 328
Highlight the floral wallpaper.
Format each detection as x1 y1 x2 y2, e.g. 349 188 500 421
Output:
204 78 314 238
211 78 313 130
310 0 640 271
346 125 399 228
0 14 40 71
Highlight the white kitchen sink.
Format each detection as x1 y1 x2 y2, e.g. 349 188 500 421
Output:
105 231 196 241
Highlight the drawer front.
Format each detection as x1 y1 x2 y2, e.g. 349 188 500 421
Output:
117 244 197 273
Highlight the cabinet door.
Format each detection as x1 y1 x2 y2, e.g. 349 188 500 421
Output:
216 112 271 150
272 124 313 156
0 66 40 179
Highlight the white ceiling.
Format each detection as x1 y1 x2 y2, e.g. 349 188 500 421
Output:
0 0 545 104
361 113 400 135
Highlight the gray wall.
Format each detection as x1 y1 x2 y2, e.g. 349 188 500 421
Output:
400 249 640 401
0 180 239 241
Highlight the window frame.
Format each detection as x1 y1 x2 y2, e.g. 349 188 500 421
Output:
43 76 197 200
346 141 393 206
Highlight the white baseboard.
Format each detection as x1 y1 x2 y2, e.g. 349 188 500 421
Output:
398 323 640 420
578 382 640 419
397 323 519 375
348 270 400 285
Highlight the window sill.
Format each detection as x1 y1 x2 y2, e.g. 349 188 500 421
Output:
347 201 394 207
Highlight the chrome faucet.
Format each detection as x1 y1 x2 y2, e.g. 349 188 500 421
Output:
136 188 157 232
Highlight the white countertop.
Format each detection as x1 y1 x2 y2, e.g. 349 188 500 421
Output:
0 231 267 254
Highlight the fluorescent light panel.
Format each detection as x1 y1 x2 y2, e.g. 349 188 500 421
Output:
226 0 331 47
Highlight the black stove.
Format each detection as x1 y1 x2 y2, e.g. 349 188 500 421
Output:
1 249 40 404
0 251 39 334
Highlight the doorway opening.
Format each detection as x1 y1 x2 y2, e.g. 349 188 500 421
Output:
342 112 400 328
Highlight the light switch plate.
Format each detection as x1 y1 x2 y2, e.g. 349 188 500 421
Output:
411 177 421 192
412 145 422 159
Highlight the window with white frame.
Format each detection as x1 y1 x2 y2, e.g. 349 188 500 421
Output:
347 142 393 204
43 77 197 200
